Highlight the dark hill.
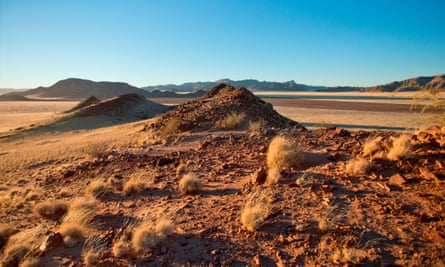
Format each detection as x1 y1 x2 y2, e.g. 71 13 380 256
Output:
363 74 445 92
65 96 100 113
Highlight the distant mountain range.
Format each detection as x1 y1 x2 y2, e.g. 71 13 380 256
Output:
0 75 443 100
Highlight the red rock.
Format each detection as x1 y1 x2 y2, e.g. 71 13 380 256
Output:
419 168 438 180
388 173 407 186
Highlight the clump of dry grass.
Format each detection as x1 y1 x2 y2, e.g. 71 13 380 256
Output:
63 198 97 227
176 163 187 177
0 224 17 250
112 238 131 258
240 189 273 232
160 117 181 138
222 112 246 130
85 179 113 199
132 218 174 252
123 176 146 196
266 136 305 184
387 134 412 161
33 199 68 221
345 157 371 176
178 173 202 194
82 249 100 266
86 141 108 159
248 119 267 131
362 136 383 157
19 256 42 267
318 219 333 232
59 223 88 248
332 247 366 265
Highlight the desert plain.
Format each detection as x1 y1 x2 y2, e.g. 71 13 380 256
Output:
0 85 444 266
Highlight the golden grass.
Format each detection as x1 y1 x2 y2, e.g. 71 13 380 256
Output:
132 218 174 251
1 244 30 267
345 157 371 176
266 136 305 184
387 134 412 161
59 223 88 248
85 179 113 199
178 173 202 194
248 119 267 131
123 175 146 196
240 189 273 232
63 198 98 229
222 112 246 130
82 249 100 266
33 199 68 221
112 238 131 258
362 136 383 157
160 117 181 138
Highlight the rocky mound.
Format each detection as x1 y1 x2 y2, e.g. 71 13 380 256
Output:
74 94 169 118
65 96 100 113
152 84 302 132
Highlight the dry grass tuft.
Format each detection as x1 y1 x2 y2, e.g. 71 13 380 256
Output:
248 119 267 131
63 198 98 229
19 256 42 267
332 247 366 265
132 219 175 252
387 134 412 161
240 189 273 232
345 157 371 176
59 223 88 248
178 173 202 194
33 200 68 221
222 112 246 130
86 141 108 159
176 163 187 177
362 136 383 157
266 136 305 184
85 179 113 199
318 219 333 232
123 176 146 196
82 249 100 266
0 224 17 250
160 117 181 138
112 238 131 258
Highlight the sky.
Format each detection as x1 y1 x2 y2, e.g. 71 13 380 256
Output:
1 0 444 88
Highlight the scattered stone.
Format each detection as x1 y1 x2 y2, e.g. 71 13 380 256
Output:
419 168 438 181
388 173 407 186
251 166 267 185
40 232 63 253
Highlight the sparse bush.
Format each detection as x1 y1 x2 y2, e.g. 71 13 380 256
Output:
387 134 412 160
332 247 365 265
59 223 88 248
132 219 174 252
33 200 68 221
82 249 100 266
85 179 112 199
1 244 29 267
266 136 305 184
222 112 246 130
178 173 202 194
248 119 267 131
345 157 371 176
318 219 333 232
123 176 146 196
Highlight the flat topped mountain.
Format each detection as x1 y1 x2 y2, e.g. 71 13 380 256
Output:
152 83 302 132
23 78 149 99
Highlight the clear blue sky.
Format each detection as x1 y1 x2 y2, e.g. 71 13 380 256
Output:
1 0 444 88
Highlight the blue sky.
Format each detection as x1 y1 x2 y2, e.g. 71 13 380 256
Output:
1 0 444 88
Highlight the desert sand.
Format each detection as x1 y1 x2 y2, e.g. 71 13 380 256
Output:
0 85 444 266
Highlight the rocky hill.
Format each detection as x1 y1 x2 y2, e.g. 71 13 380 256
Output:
363 74 445 92
150 84 302 133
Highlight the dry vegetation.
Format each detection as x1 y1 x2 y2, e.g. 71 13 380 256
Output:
132 218 174 252
387 134 412 160
33 199 68 221
178 173 202 194
222 111 246 130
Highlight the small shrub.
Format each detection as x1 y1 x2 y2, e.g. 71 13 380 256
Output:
345 157 371 176
132 219 174 251
33 200 68 221
248 119 267 131
123 176 146 196
266 136 305 184
87 142 108 159
222 112 246 130
318 219 333 232
59 223 88 248
387 134 412 161
332 248 365 265
178 173 202 194
64 198 97 228
85 180 112 199
176 163 187 177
